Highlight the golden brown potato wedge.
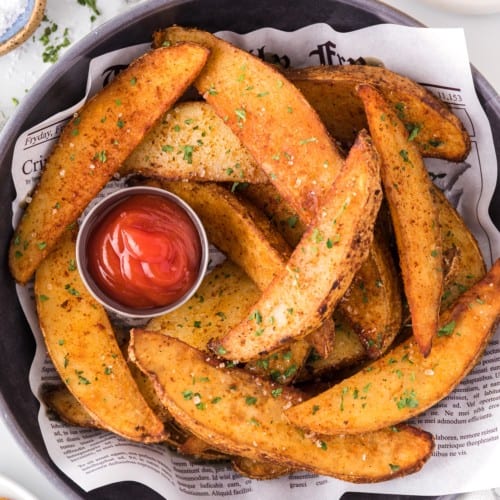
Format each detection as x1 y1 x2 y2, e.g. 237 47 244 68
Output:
285 259 500 435
177 435 231 461
288 64 470 161
231 456 294 480
432 186 486 309
42 384 100 429
9 43 209 284
210 131 382 362
338 227 402 358
146 260 260 352
359 84 443 356
42 383 197 451
129 330 434 482
241 182 401 359
121 101 267 183
299 312 368 380
155 27 344 224
35 231 166 443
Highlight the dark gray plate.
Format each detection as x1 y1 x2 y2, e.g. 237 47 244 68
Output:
0 0 498 498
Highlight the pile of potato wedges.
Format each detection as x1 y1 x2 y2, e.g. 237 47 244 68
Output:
9 26 500 483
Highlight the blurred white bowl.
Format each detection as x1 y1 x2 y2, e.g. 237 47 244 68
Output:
0 473 38 500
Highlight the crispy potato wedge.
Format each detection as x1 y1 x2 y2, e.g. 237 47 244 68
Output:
359 84 443 356
146 260 260 351
338 227 402 358
129 330 434 482
42 383 196 451
35 231 166 443
286 259 500 435
177 435 231 461
42 384 100 429
432 186 486 309
155 27 344 223
141 179 291 291
231 456 293 480
299 312 367 380
210 131 382 362
241 182 400 359
9 43 209 284
121 101 267 183
288 64 470 161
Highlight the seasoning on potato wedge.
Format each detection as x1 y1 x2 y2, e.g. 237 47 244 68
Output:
129 329 434 482
358 84 443 356
9 43 209 284
155 26 344 223
288 64 471 161
432 185 486 308
285 259 500 435
210 130 382 362
121 101 267 183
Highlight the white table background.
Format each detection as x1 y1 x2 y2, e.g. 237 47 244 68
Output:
0 0 499 499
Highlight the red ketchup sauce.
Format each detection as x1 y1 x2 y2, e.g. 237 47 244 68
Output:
86 193 202 309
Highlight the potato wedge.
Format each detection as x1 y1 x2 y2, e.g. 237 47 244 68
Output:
42 384 100 429
35 231 166 443
288 64 470 161
231 456 293 480
177 435 230 461
241 182 401 359
129 330 434 482
358 84 443 356
146 260 260 351
432 186 486 309
121 101 267 183
285 259 500 435
210 131 382 362
155 27 344 223
42 383 196 451
299 312 367 380
338 227 402 358
10 43 209 284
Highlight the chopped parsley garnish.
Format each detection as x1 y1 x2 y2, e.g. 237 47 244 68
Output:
438 320 456 337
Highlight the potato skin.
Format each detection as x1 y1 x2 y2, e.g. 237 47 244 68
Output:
358 84 443 356
121 101 267 183
156 27 344 224
129 329 434 482
210 130 382 362
288 64 471 161
10 43 209 284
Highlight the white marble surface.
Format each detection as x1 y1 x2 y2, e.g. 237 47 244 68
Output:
0 0 499 499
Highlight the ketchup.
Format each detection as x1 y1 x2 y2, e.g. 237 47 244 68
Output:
86 193 202 309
